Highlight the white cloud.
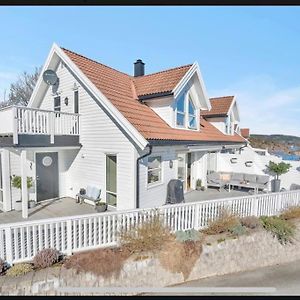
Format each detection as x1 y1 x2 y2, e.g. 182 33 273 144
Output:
209 75 300 137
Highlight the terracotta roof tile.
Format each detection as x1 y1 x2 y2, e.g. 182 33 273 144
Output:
62 48 245 144
202 96 234 117
240 128 250 138
133 65 192 97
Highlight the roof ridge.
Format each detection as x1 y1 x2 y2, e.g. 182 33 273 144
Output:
61 46 131 77
209 95 235 100
133 63 193 79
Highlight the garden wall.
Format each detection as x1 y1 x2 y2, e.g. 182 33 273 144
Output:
1 225 300 295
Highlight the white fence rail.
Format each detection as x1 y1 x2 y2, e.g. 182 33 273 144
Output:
1 190 300 265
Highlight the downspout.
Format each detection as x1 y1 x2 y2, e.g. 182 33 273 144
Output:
136 144 153 209
239 143 248 154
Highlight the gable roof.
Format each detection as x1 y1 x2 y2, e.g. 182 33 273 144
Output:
133 65 192 98
202 96 235 117
61 47 245 145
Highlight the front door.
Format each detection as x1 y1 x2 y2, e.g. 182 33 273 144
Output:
36 152 59 202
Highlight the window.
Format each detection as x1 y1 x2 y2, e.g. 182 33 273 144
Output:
175 92 198 130
54 96 61 112
188 96 197 129
74 91 79 114
106 155 117 207
147 156 162 185
176 94 185 127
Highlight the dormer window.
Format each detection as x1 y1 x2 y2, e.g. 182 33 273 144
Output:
188 96 197 129
176 94 185 127
175 92 198 130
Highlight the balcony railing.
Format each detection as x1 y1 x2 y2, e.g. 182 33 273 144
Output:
0 106 80 144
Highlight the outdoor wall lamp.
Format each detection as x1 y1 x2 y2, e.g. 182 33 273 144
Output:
245 161 253 167
230 157 237 164
64 97 69 106
169 160 173 168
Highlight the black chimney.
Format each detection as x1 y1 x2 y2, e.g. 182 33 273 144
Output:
134 59 145 77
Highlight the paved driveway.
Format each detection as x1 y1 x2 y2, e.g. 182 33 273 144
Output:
172 260 300 295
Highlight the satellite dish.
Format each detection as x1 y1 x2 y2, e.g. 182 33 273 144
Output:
43 69 58 85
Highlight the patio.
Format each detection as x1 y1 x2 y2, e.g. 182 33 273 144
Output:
0 197 104 225
184 187 255 203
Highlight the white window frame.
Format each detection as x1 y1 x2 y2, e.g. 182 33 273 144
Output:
175 91 198 130
147 155 162 187
105 154 117 208
54 96 61 112
175 94 185 128
188 95 197 129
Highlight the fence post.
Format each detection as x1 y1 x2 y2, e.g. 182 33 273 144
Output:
12 107 18 145
251 195 259 217
5 227 13 266
66 220 72 255
194 203 200 230
50 112 55 144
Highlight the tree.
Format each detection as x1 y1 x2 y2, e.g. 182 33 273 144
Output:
266 161 292 180
6 66 41 107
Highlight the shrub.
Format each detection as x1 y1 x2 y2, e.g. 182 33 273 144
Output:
229 224 248 237
240 216 261 229
0 259 5 274
33 248 60 269
64 247 130 279
260 216 295 244
175 229 202 242
6 263 33 277
159 238 202 280
280 206 300 221
119 214 173 254
202 209 240 235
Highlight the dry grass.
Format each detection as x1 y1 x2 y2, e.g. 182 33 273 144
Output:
280 206 300 221
158 237 203 280
6 263 33 277
119 214 173 254
240 216 261 229
64 247 131 279
201 208 240 235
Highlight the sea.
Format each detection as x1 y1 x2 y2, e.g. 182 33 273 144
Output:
272 150 300 161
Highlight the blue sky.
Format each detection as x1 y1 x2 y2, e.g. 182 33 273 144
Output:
0 6 299 136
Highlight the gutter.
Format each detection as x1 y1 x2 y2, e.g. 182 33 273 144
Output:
136 144 153 208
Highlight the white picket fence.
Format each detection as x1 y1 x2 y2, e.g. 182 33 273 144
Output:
1 190 300 265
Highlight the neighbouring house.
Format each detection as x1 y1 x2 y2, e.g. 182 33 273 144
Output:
202 95 241 136
0 43 246 217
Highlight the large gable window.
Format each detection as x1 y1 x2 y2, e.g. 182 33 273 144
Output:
176 94 185 127
147 156 162 185
188 96 197 129
175 92 198 130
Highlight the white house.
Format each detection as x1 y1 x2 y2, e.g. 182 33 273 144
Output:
202 96 241 136
0 43 246 217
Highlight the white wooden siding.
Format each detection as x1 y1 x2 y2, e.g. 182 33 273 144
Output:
138 146 209 208
147 96 174 127
39 60 136 210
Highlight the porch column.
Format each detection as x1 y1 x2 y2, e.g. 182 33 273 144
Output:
21 150 28 219
2 149 12 211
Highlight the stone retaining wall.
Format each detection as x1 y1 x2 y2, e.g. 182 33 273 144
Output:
1 226 300 295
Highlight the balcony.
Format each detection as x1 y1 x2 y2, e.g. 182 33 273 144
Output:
0 106 80 147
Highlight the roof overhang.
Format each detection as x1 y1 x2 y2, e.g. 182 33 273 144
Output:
148 139 246 148
228 96 240 122
172 62 211 111
28 43 149 151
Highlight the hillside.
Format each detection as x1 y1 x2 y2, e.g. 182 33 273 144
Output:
249 134 300 155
